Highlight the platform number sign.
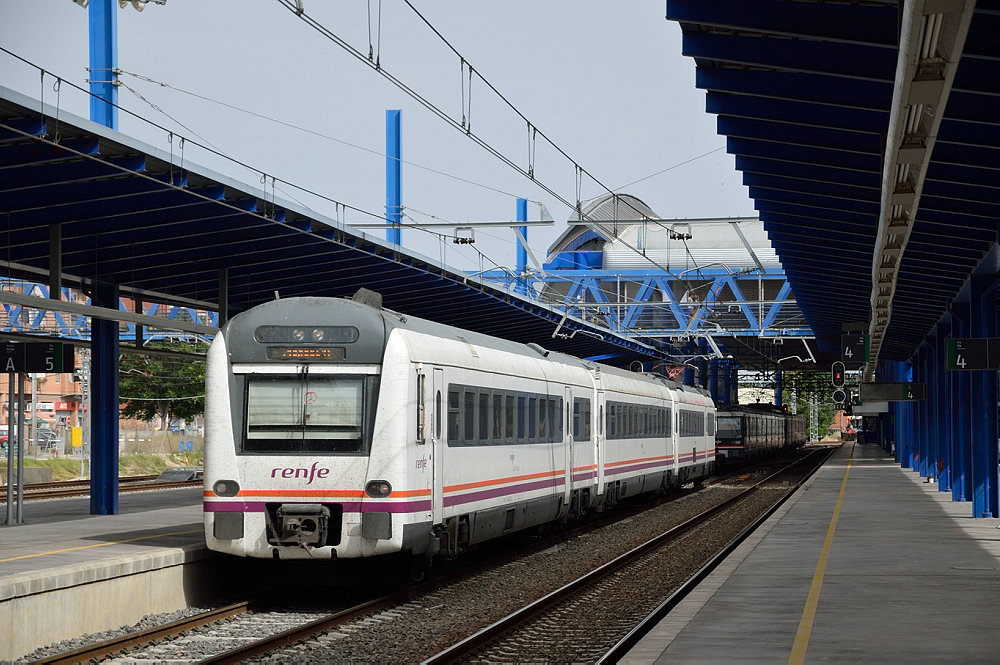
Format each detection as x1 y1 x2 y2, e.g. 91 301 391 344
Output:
947 338 1000 370
0 342 75 373
841 334 870 368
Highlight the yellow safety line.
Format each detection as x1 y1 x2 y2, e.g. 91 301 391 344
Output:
788 443 854 665
0 528 203 563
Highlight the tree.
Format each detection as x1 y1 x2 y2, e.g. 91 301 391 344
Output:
119 340 208 430
777 370 839 433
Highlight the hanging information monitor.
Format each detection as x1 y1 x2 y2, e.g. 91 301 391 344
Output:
947 338 1000 370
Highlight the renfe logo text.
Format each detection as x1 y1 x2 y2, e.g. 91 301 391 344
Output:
271 461 330 485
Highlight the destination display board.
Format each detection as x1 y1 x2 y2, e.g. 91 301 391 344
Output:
0 342 75 373
841 333 870 367
859 382 925 402
947 337 1000 370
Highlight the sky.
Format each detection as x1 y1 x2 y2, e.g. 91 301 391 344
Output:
0 0 756 274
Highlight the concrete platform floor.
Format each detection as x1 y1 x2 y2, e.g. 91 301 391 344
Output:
623 442 1000 664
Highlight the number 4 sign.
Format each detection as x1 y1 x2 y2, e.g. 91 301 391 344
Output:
947 338 1000 370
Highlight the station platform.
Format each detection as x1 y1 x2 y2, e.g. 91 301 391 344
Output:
622 442 1000 664
0 487 211 662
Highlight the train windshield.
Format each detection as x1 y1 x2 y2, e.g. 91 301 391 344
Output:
716 415 742 441
242 373 377 453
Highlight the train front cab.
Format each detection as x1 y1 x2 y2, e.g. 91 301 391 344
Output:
204 297 419 561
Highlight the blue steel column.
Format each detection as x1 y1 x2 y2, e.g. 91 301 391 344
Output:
916 345 929 478
926 331 940 480
935 319 951 491
774 370 783 407
88 1 119 514
881 361 894 453
516 198 528 296
707 359 719 403
900 360 914 468
729 361 739 403
90 280 119 515
88 0 118 129
385 110 402 246
970 275 998 517
950 301 971 501
683 342 695 387
697 338 708 389
720 361 730 404
888 361 903 460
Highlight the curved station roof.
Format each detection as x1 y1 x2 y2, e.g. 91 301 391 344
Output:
668 0 1000 368
0 87 653 365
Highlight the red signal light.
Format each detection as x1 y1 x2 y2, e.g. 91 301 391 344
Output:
831 361 846 388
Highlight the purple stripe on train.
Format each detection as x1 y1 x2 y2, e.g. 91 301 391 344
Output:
204 500 432 514
605 459 671 476
443 476 565 508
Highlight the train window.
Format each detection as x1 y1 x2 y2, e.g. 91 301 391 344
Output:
530 397 539 441
463 390 475 444
435 390 442 439
573 399 581 440
416 373 426 444
517 395 526 441
493 394 503 442
448 389 460 443
608 404 616 439
243 374 374 453
505 394 515 444
547 398 557 441
573 398 591 441
706 413 715 436
478 392 490 442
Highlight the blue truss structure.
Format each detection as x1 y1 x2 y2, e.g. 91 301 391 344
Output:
0 280 217 344
476 267 808 340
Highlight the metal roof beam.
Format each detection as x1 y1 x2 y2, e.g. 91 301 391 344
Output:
736 154 880 188
696 68 893 111
706 92 888 134
667 0 898 47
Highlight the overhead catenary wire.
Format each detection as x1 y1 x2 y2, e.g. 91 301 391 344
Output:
116 69 530 202
0 46 386 229
272 0 678 278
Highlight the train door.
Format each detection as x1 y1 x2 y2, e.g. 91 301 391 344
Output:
596 390 605 494
563 386 573 508
431 368 445 524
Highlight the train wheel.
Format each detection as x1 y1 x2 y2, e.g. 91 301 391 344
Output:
407 554 432 584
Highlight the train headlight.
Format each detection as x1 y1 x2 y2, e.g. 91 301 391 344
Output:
365 480 392 498
291 328 306 342
311 327 325 342
213 479 240 497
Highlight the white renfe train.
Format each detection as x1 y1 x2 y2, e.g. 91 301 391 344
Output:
203 293 715 574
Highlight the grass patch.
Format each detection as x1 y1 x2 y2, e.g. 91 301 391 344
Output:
0 458 84 482
2 453 203 482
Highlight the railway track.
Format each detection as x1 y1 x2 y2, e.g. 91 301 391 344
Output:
427 445 835 663
29 446 831 664
2 473 201 501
